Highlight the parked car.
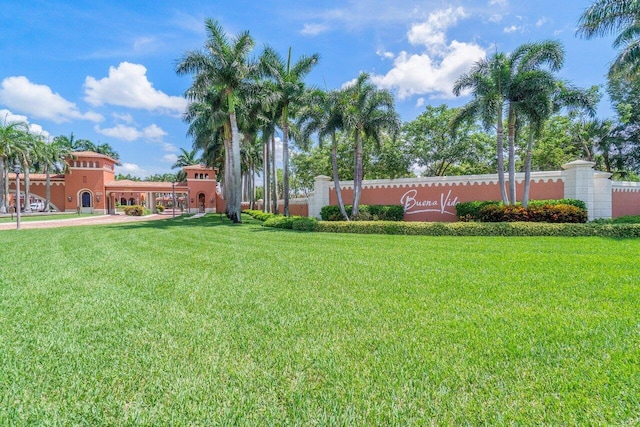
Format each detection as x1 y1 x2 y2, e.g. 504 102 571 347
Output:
30 202 44 211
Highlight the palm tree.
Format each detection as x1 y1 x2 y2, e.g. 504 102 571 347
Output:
342 73 400 216
298 89 350 220
259 47 319 216
39 139 72 211
177 18 258 223
578 0 640 76
454 40 565 204
172 148 201 182
519 81 597 207
0 117 28 213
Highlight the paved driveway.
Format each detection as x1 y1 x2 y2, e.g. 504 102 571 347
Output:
0 214 170 230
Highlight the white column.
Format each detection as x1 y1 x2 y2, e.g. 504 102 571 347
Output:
308 175 331 219
562 160 596 220
593 171 613 219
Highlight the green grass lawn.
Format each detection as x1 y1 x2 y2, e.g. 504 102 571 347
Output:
0 215 638 425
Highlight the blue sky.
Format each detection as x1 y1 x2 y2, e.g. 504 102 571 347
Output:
0 0 615 177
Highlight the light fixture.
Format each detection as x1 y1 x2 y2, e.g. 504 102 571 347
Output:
96 195 101 202
67 195 72 202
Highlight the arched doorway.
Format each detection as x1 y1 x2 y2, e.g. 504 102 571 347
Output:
198 193 205 213
81 191 92 213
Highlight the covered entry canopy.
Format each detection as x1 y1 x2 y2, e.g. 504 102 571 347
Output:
105 180 193 214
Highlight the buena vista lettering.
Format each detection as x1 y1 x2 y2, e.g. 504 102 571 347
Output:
400 189 459 216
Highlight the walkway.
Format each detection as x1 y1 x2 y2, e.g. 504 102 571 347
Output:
0 213 170 231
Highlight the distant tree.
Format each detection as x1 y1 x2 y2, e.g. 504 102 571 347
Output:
172 148 201 182
404 105 493 177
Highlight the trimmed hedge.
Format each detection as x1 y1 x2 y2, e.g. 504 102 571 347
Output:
457 199 588 223
156 205 165 213
244 209 318 231
320 204 404 221
314 220 640 237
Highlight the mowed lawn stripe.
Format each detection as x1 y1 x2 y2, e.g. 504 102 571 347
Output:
0 214 638 425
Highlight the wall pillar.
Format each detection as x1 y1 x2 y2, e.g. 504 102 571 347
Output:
594 171 613 219
562 160 596 220
308 175 331 219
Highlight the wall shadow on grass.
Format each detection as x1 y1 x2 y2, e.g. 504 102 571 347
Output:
102 214 257 232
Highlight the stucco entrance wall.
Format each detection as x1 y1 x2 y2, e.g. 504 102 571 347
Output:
325 172 564 222
612 182 640 217
309 160 639 221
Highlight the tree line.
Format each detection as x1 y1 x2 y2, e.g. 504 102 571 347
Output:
177 2 640 221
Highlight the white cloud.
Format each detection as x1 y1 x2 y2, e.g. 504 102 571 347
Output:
489 0 508 6
84 62 188 114
95 123 167 141
407 7 467 53
376 50 395 60
371 7 486 100
503 25 522 33
415 98 425 108
113 112 135 124
536 17 549 27
161 142 178 152
0 77 103 124
489 14 503 23
1 109 51 140
162 154 178 163
115 162 148 178
301 23 329 36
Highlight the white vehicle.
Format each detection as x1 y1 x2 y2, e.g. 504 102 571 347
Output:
30 202 44 211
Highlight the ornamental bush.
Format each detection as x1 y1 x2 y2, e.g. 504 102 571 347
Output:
458 199 587 223
156 205 165 213
123 205 145 216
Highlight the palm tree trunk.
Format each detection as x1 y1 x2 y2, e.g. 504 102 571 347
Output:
282 122 290 217
522 130 534 208
0 157 5 213
271 134 277 214
229 111 242 223
4 162 9 212
263 139 269 212
331 133 349 221
23 160 31 212
507 104 517 205
45 165 51 211
352 131 364 216
496 103 508 204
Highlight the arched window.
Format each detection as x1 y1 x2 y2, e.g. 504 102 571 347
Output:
129 198 136 206
120 198 126 205
205 174 209 179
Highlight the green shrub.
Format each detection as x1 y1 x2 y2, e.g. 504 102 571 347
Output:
156 205 165 213
528 198 587 210
291 217 318 231
321 204 404 221
456 200 501 221
243 210 277 222
314 220 640 237
592 214 640 224
320 205 347 221
528 204 588 223
457 199 587 222
263 216 296 229
123 205 145 216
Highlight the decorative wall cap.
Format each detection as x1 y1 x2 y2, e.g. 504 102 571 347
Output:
314 175 331 181
562 159 596 170
329 170 563 190
612 181 640 192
